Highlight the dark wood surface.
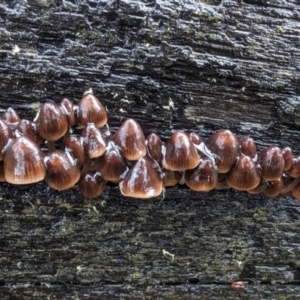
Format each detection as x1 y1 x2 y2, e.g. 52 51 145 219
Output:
1 0 300 299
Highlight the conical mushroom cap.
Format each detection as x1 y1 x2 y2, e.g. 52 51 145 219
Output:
162 131 200 171
79 171 106 198
4 136 46 184
207 129 239 173
37 102 68 141
119 157 163 199
259 146 285 181
81 123 106 158
0 120 13 161
226 155 261 191
78 93 107 128
185 159 218 192
44 150 80 190
113 118 146 161
94 141 126 182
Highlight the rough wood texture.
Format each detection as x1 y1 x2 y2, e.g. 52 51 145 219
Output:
1 0 300 299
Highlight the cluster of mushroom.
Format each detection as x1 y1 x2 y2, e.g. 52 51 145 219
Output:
1 92 300 200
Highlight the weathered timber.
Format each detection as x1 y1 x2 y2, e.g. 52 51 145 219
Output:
1 0 300 299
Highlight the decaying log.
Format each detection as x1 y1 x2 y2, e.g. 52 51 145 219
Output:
1 0 300 299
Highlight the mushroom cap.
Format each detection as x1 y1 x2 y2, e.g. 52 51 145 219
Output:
259 146 285 181
282 146 293 171
113 118 146 161
264 177 284 198
94 141 126 182
60 98 76 126
81 123 106 158
226 155 261 191
77 93 107 128
207 129 239 173
79 171 106 198
4 136 46 184
0 120 14 161
44 150 80 190
162 131 200 171
292 181 300 200
289 156 300 178
119 157 163 199
63 135 85 167
15 119 43 145
146 133 162 162
238 136 256 158
37 102 69 141
185 159 218 192
2 107 21 129
188 132 202 145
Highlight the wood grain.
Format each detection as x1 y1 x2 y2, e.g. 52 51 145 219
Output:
0 0 300 298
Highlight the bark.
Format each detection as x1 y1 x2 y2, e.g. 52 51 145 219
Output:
0 0 300 299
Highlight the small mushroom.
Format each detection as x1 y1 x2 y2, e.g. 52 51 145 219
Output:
2 107 21 129
119 157 163 199
226 155 261 191
77 93 107 128
185 158 218 192
146 133 163 162
63 135 85 168
81 123 106 159
4 136 46 184
44 150 80 190
259 146 285 181
93 141 127 183
113 118 146 161
238 136 256 158
79 171 106 198
15 119 43 145
60 98 76 126
207 129 239 173
0 120 14 161
162 131 200 171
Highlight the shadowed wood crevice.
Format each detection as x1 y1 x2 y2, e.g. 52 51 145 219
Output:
0 0 300 299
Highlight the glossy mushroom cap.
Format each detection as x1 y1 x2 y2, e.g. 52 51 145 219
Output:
4 136 46 184
2 107 21 129
264 177 284 198
0 120 14 161
119 157 163 199
15 119 43 145
226 155 261 191
146 133 162 162
63 135 85 167
44 150 80 190
289 156 300 178
282 147 293 171
113 118 146 161
185 158 218 192
93 141 127 183
77 93 107 128
79 171 106 198
238 136 256 158
207 129 239 173
60 98 76 126
188 132 202 145
162 131 200 171
81 123 106 158
259 146 285 181
36 102 69 141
